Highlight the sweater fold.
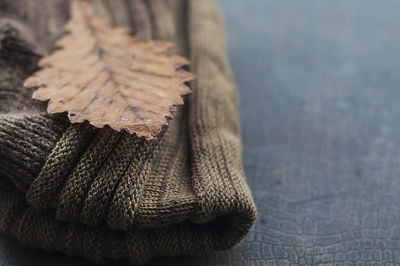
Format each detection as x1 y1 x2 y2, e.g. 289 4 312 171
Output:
0 0 256 264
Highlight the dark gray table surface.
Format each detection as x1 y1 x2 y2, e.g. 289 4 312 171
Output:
2 0 400 265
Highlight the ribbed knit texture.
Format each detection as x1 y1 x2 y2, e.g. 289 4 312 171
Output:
0 0 256 264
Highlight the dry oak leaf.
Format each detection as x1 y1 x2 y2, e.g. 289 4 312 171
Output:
23 0 194 140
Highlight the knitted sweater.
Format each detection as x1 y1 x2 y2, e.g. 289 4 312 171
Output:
0 0 256 264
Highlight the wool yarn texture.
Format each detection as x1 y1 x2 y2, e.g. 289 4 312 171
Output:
0 0 256 264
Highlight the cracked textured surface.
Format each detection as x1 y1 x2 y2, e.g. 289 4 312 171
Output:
2 0 400 265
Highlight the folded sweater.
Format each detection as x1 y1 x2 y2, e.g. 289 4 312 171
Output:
0 0 256 264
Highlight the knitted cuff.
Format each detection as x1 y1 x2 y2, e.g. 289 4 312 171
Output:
0 0 256 264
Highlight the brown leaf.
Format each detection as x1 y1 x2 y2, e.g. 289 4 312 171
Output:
23 0 194 140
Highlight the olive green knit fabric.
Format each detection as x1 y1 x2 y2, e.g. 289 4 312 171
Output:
0 0 256 264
